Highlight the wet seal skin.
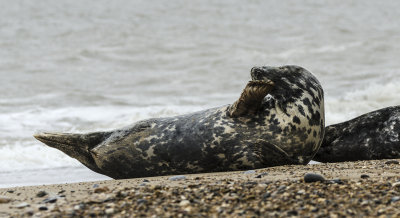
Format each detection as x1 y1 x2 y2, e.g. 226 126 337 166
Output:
314 106 400 163
34 65 325 179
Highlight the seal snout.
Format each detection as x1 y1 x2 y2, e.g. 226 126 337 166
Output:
251 66 275 80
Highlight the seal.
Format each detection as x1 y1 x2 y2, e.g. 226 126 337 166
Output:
34 65 325 179
314 106 400 162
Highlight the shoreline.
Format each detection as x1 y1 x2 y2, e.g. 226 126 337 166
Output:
1 159 399 217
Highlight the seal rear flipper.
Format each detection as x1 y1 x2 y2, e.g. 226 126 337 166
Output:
34 132 111 175
228 80 274 118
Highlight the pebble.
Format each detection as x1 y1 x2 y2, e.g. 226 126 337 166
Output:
105 208 115 214
36 191 48 197
169 175 186 181
329 179 344 184
385 160 399 165
93 184 99 188
392 182 400 189
0 196 12 203
94 186 110 193
38 206 48 211
13 202 29 208
143 179 150 183
255 172 268 178
43 197 58 204
391 196 400 203
360 174 370 179
137 199 147 204
243 170 256 174
179 200 190 206
304 173 325 183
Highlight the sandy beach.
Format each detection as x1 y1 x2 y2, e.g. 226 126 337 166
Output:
1 159 399 217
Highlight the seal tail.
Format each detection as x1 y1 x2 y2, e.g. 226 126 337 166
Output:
34 131 111 175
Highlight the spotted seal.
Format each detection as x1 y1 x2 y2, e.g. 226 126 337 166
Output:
314 106 400 163
34 65 325 179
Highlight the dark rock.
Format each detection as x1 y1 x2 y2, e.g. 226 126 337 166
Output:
7 190 14 193
385 160 399 165
36 191 48 197
360 174 370 179
39 206 48 211
93 184 99 188
43 197 58 204
143 179 150 183
287 210 298 216
304 173 325 183
255 172 268 178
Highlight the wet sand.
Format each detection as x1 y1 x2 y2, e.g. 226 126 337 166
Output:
1 159 399 217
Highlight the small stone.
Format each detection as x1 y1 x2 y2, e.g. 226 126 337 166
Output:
287 210 298 216
38 206 48 211
43 197 58 203
262 192 271 199
105 208 115 214
93 184 99 188
243 170 256 174
179 200 190 206
255 172 268 178
360 174 370 179
143 179 150 183
0 196 12 203
139 183 147 186
169 175 186 181
7 190 14 193
329 179 344 184
36 191 48 197
385 160 399 165
94 186 110 193
137 199 147 204
392 182 400 188
304 173 325 183
14 202 29 208
391 196 400 203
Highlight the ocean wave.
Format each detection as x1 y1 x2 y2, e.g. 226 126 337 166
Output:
325 81 400 125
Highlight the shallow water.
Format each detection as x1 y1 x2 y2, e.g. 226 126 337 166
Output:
1 0 400 188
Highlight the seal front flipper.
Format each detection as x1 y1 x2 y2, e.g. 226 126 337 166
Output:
228 80 274 118
34 132 111 175
253 139 298 166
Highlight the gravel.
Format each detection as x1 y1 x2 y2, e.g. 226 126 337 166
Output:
1 159 399 217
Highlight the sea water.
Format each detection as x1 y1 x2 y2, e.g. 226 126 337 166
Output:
1 0 400 188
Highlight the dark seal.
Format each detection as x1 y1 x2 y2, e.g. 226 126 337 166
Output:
34 65 325 179
314 106 400 163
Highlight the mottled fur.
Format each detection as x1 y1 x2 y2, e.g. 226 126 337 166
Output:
35 65 325 179
314 106 400 162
